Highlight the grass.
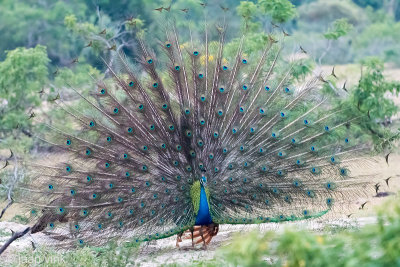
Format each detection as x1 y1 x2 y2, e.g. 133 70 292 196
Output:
8 241 140 267
0 229 11 237
10 215 29 224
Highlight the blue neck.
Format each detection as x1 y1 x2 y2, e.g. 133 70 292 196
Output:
195 186 213 225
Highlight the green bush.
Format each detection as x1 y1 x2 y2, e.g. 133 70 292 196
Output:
0 45 49 153
196 194 400 267
297 0 366 31
354 21 400 65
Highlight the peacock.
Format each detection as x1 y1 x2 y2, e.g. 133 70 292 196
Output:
9 4 382 250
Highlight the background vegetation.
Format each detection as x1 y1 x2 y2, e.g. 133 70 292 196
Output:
1 0 400 265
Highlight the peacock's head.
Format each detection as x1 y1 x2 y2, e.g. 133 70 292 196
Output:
200 175 207 187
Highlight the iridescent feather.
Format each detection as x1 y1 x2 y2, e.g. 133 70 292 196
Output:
19 5 380 248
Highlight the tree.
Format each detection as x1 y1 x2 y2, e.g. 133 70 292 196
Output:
0 45 49 152
0 0 88 66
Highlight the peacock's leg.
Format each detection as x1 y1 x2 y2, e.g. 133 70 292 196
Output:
190 226 195 247
176 232 183 248
178 224 220 248
212 223 219 237
199 226 207 249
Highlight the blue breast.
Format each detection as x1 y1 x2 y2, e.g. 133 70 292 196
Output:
195 186 213 225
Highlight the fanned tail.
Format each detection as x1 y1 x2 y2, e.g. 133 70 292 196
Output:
17 6 383 248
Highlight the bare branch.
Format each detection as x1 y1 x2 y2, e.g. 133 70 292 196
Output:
0 156 22 220
318 39 332 65
0 227 31 255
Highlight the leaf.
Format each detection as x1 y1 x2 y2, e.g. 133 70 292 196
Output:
323 18 353 40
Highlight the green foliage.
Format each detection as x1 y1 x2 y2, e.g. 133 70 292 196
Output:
353 0 400 21
0 0 87 65
97 241 140 266
236 1 262 32
347 57 400 150
323 18 353 40
225 33 270 57
64 14 98 36
0 45 49 152
354 20 400 65
64 14 112 56
318 58 400 150
258 0 296 23
9 241 140 267
236 1 258 20
54 64 101 89
0 229 11 237
352 0 383 10
195 195 400 267
298 0 366 30
236 0 296 33
291 58 315 80
352 57 400 123
11 214 29 224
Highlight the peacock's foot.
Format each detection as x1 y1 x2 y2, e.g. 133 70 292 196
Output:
176 223 219 248
175 232 183 248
